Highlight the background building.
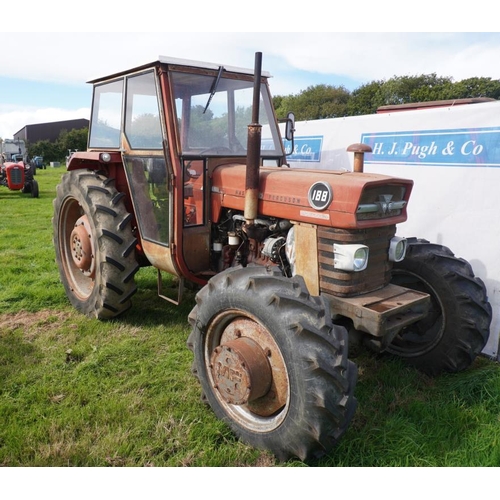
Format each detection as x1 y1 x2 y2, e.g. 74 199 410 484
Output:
14 119 89 143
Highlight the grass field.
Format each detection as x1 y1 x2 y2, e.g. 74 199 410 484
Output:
1 166 500 467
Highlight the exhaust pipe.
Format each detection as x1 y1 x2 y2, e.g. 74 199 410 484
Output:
347 143 372 172
244 52 262 226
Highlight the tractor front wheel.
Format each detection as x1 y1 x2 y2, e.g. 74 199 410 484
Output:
53 170 139 319
187 265 357 461
388 239 491 375
30 179 39 198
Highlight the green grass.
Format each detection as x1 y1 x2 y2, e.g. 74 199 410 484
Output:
1 167 500 467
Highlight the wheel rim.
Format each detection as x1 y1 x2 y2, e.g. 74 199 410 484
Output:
388 269 445 357
58 197 96 300
70 216 96 278
204 310 290 432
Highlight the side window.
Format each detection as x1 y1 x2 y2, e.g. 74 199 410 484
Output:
125 72 163 149
89 79 123 148
124 156 170 245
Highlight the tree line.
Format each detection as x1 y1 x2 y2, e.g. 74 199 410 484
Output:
27 127 88 163
272 74 500 121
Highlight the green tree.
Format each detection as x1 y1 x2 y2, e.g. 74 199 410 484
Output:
377 74 453 106
346 80 385 116
27 139 61 162
27 127 88 163
58 127 88 155
273 84 351 121
346 74 454 115
274 74 500 119
441 77 500 100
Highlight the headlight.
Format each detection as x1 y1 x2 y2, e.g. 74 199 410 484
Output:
333 244 369 272
388 236 407 262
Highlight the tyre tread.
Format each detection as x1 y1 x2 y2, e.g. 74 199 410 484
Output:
53 169 138 319
188 265 357 461
390 240 491 374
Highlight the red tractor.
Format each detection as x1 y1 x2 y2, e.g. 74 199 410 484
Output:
1 157 39 197
53 53 491 461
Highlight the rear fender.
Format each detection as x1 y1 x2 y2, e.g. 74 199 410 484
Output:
66 151 129 206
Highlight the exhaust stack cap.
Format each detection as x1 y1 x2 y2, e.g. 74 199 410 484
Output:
347 143 372 172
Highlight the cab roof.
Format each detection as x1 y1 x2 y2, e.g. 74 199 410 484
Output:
87 55 272 84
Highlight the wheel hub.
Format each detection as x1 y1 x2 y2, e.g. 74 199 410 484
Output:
70 216 95 277
210 337 272 405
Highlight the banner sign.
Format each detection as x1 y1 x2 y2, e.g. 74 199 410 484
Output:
283 135 323 162
361 127 500 167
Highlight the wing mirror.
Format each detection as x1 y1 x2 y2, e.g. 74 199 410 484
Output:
285 112 295 156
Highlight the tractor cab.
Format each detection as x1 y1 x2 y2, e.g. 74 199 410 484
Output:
69 56 287 289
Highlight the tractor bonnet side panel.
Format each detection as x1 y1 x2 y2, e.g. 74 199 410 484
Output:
210 164 413 230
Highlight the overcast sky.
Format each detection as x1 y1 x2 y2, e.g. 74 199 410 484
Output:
1 29 500 139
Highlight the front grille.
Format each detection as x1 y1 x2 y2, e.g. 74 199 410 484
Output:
10 167 23 185
318 225 396 297
356 184 406 221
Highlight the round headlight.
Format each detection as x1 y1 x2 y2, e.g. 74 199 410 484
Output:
389 236 407 262
333 244 369 272
394 242 405 260
353 247 369 271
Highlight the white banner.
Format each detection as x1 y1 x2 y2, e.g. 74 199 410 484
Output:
283 100 500 360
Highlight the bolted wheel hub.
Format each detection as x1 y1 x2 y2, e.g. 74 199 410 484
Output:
70 215 95 277
210 337 272 405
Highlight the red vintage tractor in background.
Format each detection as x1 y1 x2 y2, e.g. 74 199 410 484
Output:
0 158 39 197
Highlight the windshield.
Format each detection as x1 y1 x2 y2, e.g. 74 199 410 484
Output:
171 70 283 157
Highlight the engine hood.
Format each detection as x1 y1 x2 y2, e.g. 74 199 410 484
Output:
211 163 413 229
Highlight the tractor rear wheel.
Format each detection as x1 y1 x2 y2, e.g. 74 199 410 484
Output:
187 265 357 461
388 239 491 375
53 170 139 319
